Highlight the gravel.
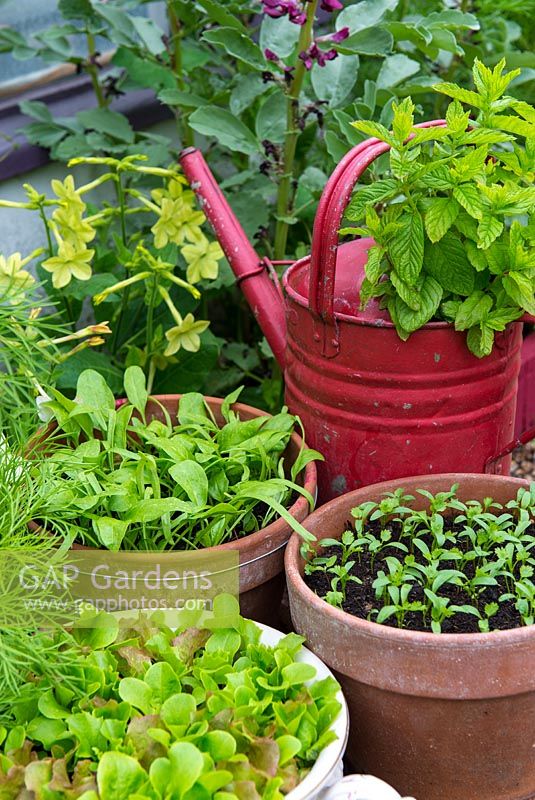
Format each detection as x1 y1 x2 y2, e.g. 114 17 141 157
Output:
510 442 535 481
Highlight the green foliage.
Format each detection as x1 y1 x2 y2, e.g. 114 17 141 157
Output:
0 155 225 395
1 1 533 394
0 439 88 713
1 0 533 263
305 483 535 633
344 60 535 356
39 369 321 550
0 599 341 800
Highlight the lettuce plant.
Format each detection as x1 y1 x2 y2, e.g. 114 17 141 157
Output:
38 367 320 550
305 483 535 633
0 596 341 800
342 59 535 356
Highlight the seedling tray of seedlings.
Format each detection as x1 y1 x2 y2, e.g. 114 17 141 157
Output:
304 485 535 634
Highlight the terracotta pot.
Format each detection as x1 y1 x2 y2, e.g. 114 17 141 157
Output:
285 473 535 800
39 394 317 627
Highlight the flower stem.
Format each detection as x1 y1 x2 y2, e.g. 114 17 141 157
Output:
146 276 159 366
167 1 194 148
86 32 108 109
110 173 129 355
273 0 318 259
38 205 53 257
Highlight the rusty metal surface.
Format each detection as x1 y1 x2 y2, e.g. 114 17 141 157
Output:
285 473 535 800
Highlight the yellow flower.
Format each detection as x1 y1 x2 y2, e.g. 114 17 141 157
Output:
0 253 35 300
51 175 85 211
42 241 94 289
150 176 189 205
151 197 205 249
182 237 223 284
52 206 96 246
164 313 209 355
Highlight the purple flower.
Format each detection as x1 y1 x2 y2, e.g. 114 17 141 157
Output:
262 0 306 24
299 50 314 70
263 0 285 16
320 0 343 10
264 48 279 61
300 41 339 69
331 26 350 43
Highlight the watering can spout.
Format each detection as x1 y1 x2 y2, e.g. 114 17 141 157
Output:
180 147 287 368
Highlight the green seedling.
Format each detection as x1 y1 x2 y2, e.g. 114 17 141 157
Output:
305 483 535 634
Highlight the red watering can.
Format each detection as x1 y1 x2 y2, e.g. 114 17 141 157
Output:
180 122 534 500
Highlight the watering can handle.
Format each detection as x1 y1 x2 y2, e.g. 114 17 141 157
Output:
309 120 446 323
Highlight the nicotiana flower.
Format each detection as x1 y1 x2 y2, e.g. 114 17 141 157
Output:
50 175 85 211
151 195 206 250
182 237 224 284
164 313 210 355
50 174 97 251
0 252 35 301
150 175 190 206
42 241 94 289
52 205 96 246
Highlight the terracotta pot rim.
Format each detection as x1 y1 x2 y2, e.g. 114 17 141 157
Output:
286 472 532 648
37 393 317 557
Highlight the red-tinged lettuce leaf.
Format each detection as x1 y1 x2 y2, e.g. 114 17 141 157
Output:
126 715 167 770
172 628 210 663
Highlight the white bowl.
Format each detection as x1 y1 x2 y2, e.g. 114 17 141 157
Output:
257 623 349 800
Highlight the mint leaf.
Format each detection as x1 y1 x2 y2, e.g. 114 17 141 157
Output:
424 197 460 242
465 240 488 272
350 119 396 145
453 184 485 220
388 211 424 285
364 245 386 284
485 307 522 331
454 291 493 331
467 323 494 357
393 275 442 332
425 234 475 295
433 83 484 108
391 97 415 143
502 272 535 315
391 270 420 310
477 216 504 249
346 179 398 221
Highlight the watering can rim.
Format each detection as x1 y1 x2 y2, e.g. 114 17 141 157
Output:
283 248 451 330
283 249 532 331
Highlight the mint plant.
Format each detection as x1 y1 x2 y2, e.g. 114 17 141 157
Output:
304 483 535 633
38 367 320 551
342 59 535 357
0 596 342 799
